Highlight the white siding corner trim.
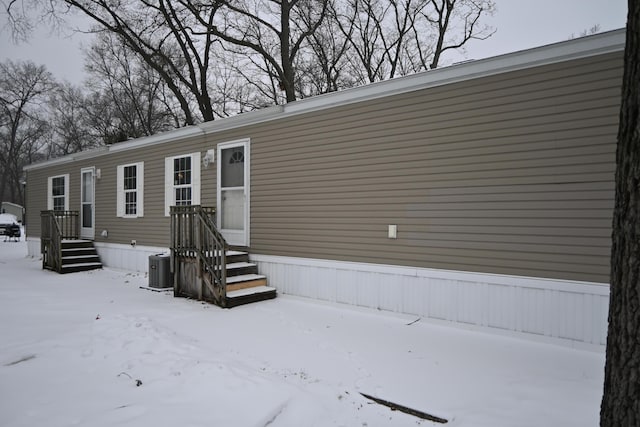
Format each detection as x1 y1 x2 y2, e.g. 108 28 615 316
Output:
116 162 145 218
164 152 201 216
251 254 610 350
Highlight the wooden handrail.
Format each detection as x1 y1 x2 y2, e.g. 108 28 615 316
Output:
170 205 227 306
40 210 79 272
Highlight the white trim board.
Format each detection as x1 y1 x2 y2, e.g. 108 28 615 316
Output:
251 254 610 350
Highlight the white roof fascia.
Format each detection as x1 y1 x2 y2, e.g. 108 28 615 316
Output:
281 29 625 117
194 29 624 136
198 105 284 134
24 146 110 171
24 125 203 171
107 125 203 152
70 145 109 160
24 28 625 172
23 155 75 171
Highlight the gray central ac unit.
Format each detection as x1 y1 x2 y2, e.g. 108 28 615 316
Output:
149 254 172 288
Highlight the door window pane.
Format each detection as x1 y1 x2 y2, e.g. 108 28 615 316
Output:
82 172 93 203
82 204 92 227
221 147 244 187
221 189 244 230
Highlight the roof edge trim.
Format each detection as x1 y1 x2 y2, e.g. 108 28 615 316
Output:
24 28 625 171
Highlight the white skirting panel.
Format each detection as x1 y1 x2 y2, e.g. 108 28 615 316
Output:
94 242 169 272
251 254 610 349
26 237 40 258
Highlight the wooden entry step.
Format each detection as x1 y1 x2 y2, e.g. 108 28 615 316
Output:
223 251 276 307
59 240 103 274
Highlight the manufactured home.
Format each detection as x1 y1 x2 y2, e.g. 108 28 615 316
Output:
24 29 624 347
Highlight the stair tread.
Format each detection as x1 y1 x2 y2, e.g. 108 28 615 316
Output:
61 239 92 243
226 285 276 298
226 274 266 284
226 262 257 269
62 262 103 268
62 255 99 260
226 250 247 256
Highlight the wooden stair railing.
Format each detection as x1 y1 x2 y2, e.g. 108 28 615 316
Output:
40 210 79 273
170 205 228 307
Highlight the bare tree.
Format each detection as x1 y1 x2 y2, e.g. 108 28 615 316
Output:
600 2 640 425
84 33 181 139
334 0 494 84
183 0 330 103
3 0 495 120
4 0 224 123
420 0 495 69
47 82 94 156
0 60 53 206
297 0 356 95
333 0 418 83
568 24 602 40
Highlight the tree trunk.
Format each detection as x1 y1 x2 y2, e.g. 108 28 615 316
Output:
280 1 297 102
600 2 640 426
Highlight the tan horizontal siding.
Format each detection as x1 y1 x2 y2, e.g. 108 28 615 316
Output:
26 133 219 248
247 51 622 283
25 50 622 284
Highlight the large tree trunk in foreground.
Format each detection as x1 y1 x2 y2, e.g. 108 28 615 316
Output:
600 1 640 426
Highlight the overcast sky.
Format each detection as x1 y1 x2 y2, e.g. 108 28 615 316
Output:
0 0 629 85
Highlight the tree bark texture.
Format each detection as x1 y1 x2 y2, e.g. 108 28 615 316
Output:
601 1 640 426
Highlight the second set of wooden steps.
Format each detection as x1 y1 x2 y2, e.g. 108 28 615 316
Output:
59 240 102 273
225 250 276 308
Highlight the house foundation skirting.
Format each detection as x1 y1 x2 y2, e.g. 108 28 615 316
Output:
93 242 170 273
251 254 610 351
25 238 609 349
26 238 40 259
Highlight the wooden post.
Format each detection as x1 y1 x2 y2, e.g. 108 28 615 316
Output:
194 208 203 301
170 207 177 297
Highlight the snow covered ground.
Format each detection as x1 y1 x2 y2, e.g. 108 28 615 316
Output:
0 237 605 426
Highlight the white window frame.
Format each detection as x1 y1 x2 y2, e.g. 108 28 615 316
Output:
47 174 69 211
165 152 201 216
117 162 144 218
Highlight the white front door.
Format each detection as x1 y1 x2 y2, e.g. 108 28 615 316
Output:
217 139 250 247
80 167 95 240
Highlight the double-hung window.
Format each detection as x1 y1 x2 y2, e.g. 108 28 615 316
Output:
174 156 192 206
117 162 144 218
165 152 200 216
47 174 69 211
